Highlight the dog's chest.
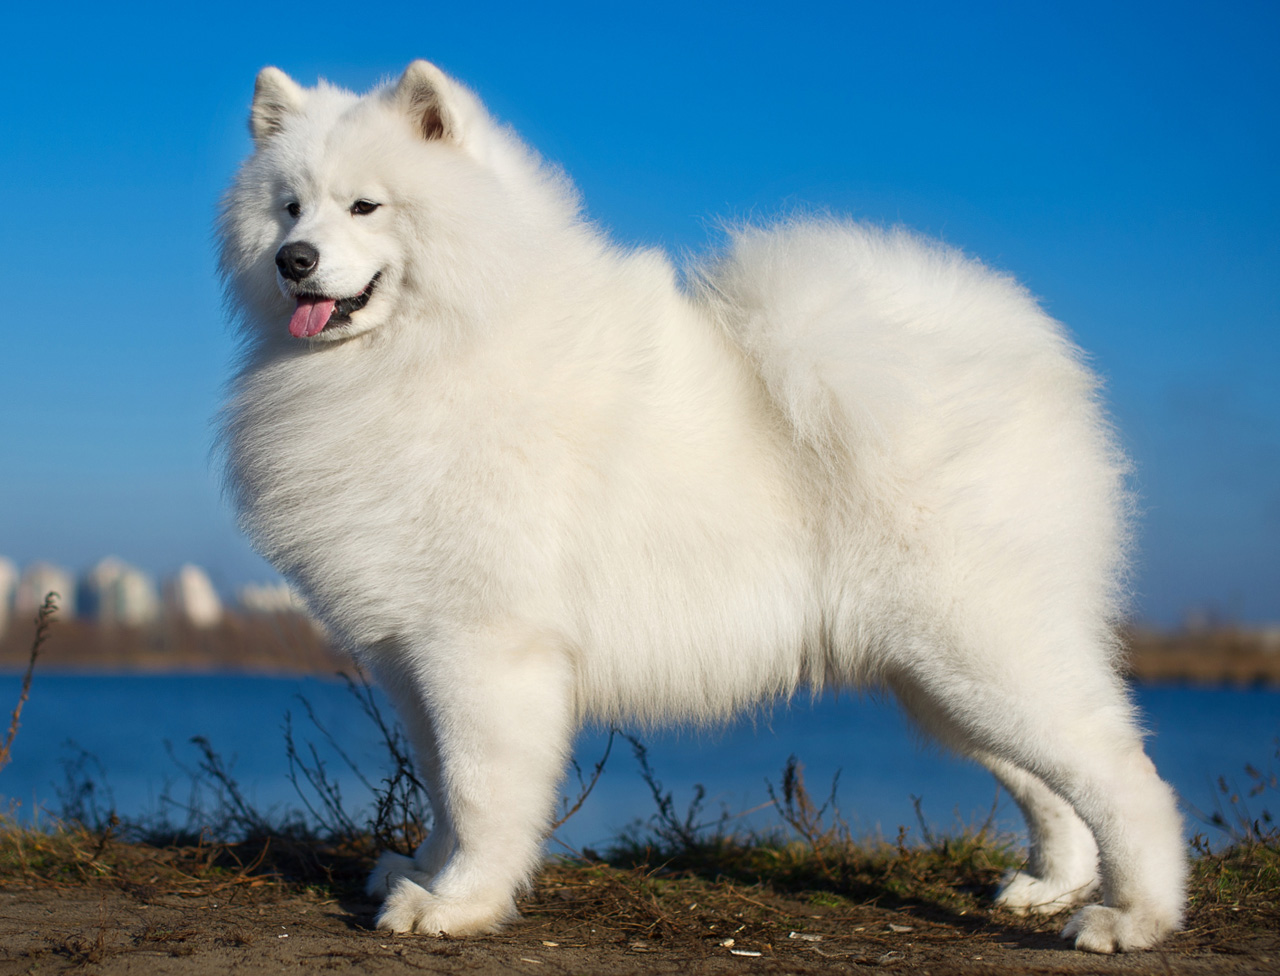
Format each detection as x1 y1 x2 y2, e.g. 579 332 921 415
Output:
232 350 580 571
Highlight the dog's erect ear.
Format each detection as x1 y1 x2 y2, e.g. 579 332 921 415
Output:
394 60 459 142
250 67 306 146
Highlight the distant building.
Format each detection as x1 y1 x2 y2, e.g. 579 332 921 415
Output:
77 557 124 619
113 568 161 626
15 562 75 620
164 564 223 628
78 557 159 626
0 557 17 633
238 581 310 615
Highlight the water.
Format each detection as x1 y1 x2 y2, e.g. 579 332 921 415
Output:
0 673 1275 851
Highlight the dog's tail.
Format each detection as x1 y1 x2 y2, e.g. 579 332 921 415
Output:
693 218 1082 455
693 217 1134 634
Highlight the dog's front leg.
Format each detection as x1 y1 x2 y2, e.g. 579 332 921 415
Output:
374 628 575 936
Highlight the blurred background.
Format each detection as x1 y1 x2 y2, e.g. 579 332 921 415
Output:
2 0 1275 628
0 0 1275 843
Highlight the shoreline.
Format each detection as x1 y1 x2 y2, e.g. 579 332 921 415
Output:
3 664 1278 689
2 616 1278 687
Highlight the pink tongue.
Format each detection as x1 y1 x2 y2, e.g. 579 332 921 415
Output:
288 296 337 338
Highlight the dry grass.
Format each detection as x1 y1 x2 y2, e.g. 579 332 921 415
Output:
0 592 58 775
3 810 1276 966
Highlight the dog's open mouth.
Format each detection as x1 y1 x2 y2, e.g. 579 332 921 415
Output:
288 272 382 338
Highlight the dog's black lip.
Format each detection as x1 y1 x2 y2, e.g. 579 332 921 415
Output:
295 271 382 326
333 271 381 319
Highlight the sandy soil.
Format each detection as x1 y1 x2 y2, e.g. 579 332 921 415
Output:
2 869 1275 976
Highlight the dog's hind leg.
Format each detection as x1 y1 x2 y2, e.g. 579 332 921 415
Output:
890 645 1185 953
978 753 1100 913
374 627 576 937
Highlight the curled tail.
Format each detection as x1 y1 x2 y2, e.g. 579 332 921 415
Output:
693 217 1133 636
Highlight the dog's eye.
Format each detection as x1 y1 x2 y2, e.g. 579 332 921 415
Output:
285 202 301 218
351 199 381 216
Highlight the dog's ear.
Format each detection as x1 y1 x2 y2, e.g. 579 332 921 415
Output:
250 67 306 146
394 60 459 142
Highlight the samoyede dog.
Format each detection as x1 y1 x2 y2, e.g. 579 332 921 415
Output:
217 61 1185 952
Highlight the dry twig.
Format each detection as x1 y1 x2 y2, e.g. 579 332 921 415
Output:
0 591 59 774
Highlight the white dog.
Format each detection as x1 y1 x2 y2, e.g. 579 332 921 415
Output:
218 61 1185 952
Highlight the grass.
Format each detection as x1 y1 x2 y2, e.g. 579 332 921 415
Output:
3 792 1276 961
601 740 1022 916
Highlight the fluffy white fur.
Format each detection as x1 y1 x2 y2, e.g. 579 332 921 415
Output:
218 61 1186 953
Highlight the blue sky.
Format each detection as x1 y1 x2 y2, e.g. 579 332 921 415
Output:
1 1 1276 625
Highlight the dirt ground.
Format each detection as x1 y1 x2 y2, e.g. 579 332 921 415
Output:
2 866 1275 976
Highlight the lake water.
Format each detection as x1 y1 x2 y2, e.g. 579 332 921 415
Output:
0 673 1275 852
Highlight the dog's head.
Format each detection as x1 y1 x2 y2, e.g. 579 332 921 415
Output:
220 61 539 347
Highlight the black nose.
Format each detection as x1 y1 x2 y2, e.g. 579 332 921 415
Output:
275 241 320 281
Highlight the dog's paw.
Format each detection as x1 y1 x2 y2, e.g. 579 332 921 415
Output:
375 876 516 936
995 869 1099 915
367 850 431 900
1061 904 1178 953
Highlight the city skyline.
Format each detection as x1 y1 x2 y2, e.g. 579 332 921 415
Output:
0 554 304 626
